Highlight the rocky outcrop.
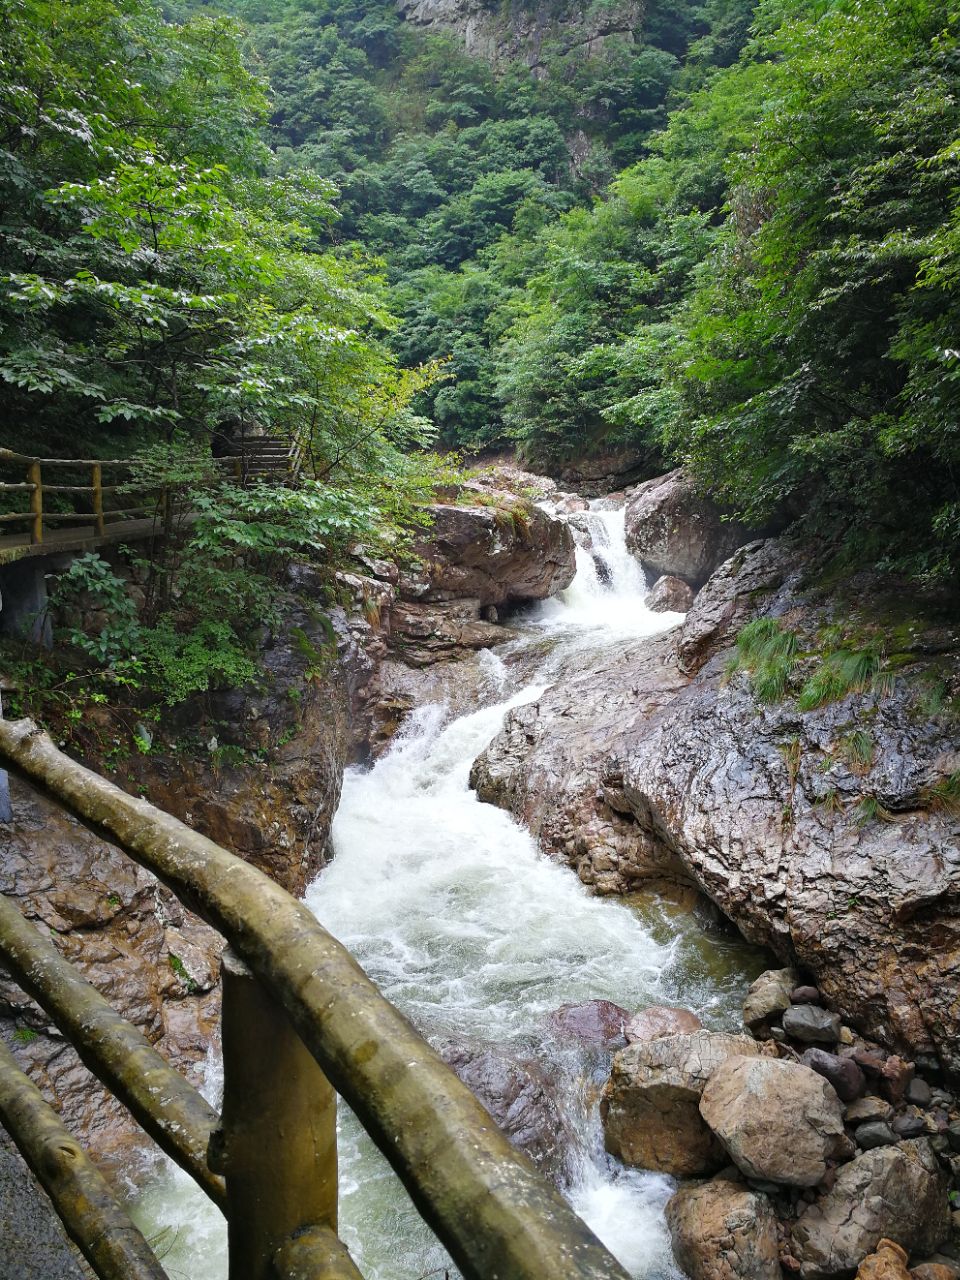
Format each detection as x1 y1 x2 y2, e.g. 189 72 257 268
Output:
395 0 642 74
699 1056 847 1187
600 1030 762 1176
471 533 960 1075
791 1140 950 1278
666 1174 781 1280
624 469 762 589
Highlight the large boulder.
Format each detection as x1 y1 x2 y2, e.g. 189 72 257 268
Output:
666 1174 781 1280
699 1056 847 1186
403 498 575 608
791 1140 950 1278
646 575 695 614
625 1005 702 1044
624 469 759 589
549 1000 629 1047
601 1030 762 1176
441 1044 573 1185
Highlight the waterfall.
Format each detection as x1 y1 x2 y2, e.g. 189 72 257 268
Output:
131 500 759 1279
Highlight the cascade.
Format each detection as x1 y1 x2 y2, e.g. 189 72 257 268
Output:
133 500 761 1278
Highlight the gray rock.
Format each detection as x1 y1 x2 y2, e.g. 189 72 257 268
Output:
800 1047 866 1103
908 1078 934 1108
646 575 695 614
0 1136 86 1279
699 1055 847 1187
601 1031 762 1177
782 1005 842 1045
791 986 822 1004
855 1121 898 1150
892 1113 928 1139
666 1174 781 1280
791 1139 949 1277
743 967 798 1035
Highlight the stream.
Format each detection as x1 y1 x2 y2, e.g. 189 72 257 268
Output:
133 504 768 1279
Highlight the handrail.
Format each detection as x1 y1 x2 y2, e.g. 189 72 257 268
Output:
0 892 225 1208
0 717 632 1280
0 1039 169 1280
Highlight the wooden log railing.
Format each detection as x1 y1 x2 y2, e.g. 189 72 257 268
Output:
0 717 632 1280
0 448 160 544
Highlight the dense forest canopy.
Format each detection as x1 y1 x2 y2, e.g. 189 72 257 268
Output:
2 0 959 587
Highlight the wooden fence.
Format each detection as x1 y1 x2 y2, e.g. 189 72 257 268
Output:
0 718 630 1280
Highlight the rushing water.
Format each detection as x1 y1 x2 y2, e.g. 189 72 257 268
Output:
132 503 767 1279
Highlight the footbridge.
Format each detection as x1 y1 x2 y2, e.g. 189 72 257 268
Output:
0 718 630 1280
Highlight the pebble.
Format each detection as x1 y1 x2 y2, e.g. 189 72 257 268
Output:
782 1004 841 1045
892 1112 927 1139
855 1120 897 1149
839 1025 855 1045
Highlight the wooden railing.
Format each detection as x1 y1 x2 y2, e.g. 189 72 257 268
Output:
0 718 630 1280
0 449 159 545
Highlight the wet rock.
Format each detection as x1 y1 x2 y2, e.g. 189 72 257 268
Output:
791 1140 950 1278
624 1005 703 1044
845 1097 894 1125
0 1136 86 1278
800 1048 866 1103
743 968 799 1035
442 1044 573 1184
646 575 695 614
792 986 822 1005
666 1174 781 1280
699 1056 847 1187
855 1122 898 1150
624 469 760 590
908 1079 934 1108
549 1000 629 1048
856 1239 911 1280
601 1030 761 1177
782 1005 842 1046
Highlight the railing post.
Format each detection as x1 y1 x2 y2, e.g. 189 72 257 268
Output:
91 462 105 536
217 949 338 1280
28 460 42 544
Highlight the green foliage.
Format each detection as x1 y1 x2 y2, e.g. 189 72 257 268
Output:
728 617 799 701
796 649 886 712
921 772 960 817
839 730 875 771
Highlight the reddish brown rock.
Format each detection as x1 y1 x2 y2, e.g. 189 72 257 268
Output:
624 1005 703 1044
549 1000 629 1047
856 1240 911 1280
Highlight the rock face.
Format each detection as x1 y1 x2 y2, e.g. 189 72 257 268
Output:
471 531 960 1076
600 1030 761 1176
791 1140 950 1278
396 0 642 73
699 1056 847 1187
624 469 759 589
441 1044 572 1184
666 1175 781 1280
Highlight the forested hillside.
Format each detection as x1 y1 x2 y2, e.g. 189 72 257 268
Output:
2 0 959 584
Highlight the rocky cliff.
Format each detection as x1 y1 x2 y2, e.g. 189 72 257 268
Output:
472 522 960 1078
395 0 642 72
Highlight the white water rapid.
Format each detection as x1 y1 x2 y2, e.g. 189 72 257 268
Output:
132 502 765 1280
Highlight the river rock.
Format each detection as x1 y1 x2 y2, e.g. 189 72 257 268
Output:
857 1240 911 1280
601 1030 761 1176
646 575 695 614
699 1056 847 1186
846 1097 894 1125
442 1044 573 1184
792 986 822 1004
625 1005 703 1044
907 1078 934 1108
743 967 798 1034
666 1174 781 1280
892 1113 928 1139
801 1048 866 1103
855 1122 897 1150
880 1056 915 1104
549 1000 629 1047
783 1005 842 1045
912 1263 960 1280
791 1140 950 1278
403 498 575 608
624 469 759 589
